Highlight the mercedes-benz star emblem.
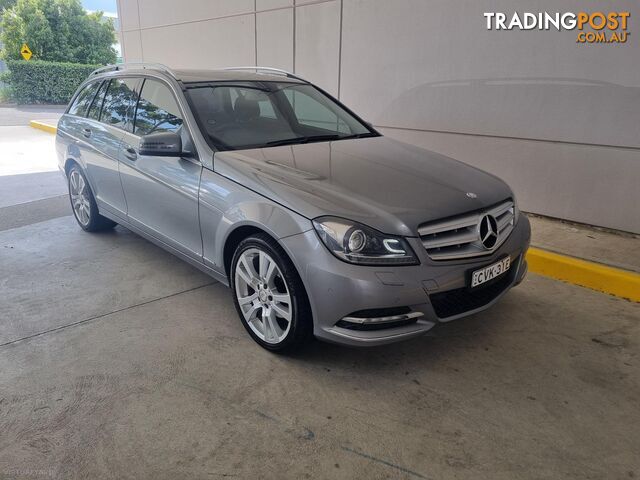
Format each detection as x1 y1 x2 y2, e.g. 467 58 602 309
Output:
478 214 498 249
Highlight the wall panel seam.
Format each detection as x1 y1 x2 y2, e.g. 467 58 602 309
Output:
377 125 640 151
136 0 144 59
292 4 296 72
337 0 343 98
115 0 125 58
123 5 297 32
119 0 336 34
294 0 335 7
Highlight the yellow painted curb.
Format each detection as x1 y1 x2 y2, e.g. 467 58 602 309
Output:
29 120 57 134
527 247 640 302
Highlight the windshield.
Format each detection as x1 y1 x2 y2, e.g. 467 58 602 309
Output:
186 82 376 150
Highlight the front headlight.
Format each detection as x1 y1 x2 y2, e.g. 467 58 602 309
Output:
312 216 419 266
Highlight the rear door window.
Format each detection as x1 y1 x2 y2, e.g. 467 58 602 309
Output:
134 79 184 136
86 81 108 121
100 78 139 131
68 82 100 117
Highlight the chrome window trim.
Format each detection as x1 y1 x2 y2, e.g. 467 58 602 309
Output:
75 71 203 165
66 80 102 116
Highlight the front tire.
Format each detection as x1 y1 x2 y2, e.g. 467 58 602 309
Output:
67 164 116 232
230 233 313 352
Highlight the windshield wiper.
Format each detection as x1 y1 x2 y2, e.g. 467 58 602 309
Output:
266 135 341 147
265 132 376 147
338 132 378 140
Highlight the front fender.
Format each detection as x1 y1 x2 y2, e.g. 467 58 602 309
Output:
198 168 312 276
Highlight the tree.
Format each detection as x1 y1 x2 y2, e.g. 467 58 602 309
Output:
0 0 17 11
0 0 116 64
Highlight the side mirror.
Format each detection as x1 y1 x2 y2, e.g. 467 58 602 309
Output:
139 132 182 157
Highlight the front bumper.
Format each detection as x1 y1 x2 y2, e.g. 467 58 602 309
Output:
280 215 531 346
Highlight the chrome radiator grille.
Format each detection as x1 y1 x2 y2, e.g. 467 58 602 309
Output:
418 200 515 260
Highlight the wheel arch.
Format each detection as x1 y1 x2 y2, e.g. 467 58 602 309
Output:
64 157 79 176
220 221 310 296
223 224 266 279
63 156 99 197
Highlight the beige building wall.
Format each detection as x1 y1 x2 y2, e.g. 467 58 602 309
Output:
116 0 640 233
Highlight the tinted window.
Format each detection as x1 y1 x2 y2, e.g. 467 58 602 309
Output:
68 82 100 117
134 79 184 136
188 85 294 150
87 81 108 121
284 89 350 133
100 78 139 131
186 83 373 151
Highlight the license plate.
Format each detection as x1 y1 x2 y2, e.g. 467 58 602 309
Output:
471 257 511 288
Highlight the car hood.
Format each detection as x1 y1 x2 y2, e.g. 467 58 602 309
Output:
213 136 513 237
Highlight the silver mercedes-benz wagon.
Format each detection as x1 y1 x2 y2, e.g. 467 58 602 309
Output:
56 64 531 351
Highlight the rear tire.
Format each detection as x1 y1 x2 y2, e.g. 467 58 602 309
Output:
230 233 313 352
67 164 117 232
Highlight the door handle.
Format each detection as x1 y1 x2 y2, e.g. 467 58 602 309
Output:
82 128 92 138
124 147 137 161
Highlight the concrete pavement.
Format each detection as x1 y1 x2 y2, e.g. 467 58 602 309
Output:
0 194 638 479
0 216 638 479
529 214 640 273
0 126 66 209
0 216 213 344
0 105 65 126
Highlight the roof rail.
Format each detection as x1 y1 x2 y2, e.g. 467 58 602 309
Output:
222 66 308 83
90 62 177 78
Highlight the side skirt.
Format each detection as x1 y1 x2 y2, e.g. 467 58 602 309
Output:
99 209 230 287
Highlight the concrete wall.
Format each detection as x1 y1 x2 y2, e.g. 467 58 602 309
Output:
116 0 640 233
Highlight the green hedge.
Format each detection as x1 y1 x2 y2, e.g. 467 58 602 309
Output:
4 60 100 104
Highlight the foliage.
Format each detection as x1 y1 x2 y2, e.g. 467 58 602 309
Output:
1 0 116 64
0 84 13 103
4 59 98 103
0 0 17 11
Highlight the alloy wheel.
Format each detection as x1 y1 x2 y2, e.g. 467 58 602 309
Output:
234 248 293 344
69 170 91 227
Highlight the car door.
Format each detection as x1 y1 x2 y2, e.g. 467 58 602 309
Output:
62 80 126 217
118 77 203 260
75 77 140 218
61 80 100 168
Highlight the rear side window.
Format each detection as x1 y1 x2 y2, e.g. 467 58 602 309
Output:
68 82 100 117
86 81 108 121
100 78 139 131
134 79 183 136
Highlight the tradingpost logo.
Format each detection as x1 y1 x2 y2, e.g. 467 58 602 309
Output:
483 11 630 44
